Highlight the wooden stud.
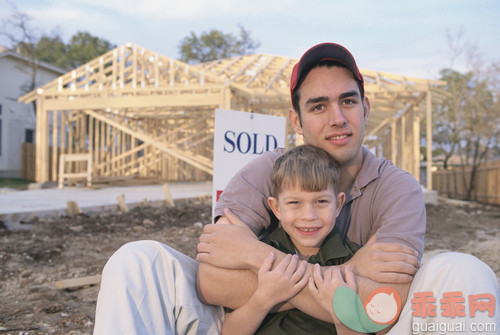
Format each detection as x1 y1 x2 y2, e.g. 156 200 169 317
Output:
66 201 81 216
162 184 174 207
51 111 58 182
426 89 433 190
117 194 129 212
54 275 101 290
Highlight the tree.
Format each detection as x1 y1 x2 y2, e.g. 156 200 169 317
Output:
65 31 115 69
178 25 260 64
1 5 115 71
35 34 68 69
1 3 41 112
1 4 115 117
433 31 500 200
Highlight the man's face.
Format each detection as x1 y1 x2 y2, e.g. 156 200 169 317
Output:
289 66 370 168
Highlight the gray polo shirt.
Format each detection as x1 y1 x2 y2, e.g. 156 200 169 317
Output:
214 146 425 259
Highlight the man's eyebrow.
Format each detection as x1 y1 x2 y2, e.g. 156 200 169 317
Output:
305 96 329 106
304 90 360 106
339 90 360 100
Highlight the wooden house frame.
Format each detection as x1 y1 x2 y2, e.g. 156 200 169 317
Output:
19 43 446 188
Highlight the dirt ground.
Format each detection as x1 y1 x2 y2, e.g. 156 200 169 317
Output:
0 197 499 335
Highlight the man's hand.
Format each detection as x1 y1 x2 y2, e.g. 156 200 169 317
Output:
217 207 250 227
309 265 366 335
308 264 357 325
197 209 262 271
348 234 419 283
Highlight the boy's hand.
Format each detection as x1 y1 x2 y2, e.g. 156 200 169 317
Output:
253 252 309 309
308 264 357 325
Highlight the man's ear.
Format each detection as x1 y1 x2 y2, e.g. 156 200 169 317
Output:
363 96 371 121
335 192 346 218
268 196 281 221
288 108 303 135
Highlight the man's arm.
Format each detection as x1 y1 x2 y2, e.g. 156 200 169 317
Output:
198 230 413 322
277 243 414 323
197 212 418 322
197 214 289 309
197 214 331 320
197 228 333 321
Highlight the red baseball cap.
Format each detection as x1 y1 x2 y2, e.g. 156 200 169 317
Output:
290 43 364 106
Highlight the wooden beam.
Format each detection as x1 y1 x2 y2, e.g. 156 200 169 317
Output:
412 108 421 181
391 120 396 163
36 98 50 183
54 275 101 290
51 111 58 182
246 56 275 87
426 89 433 190
229 54 261 83
265 58 292 91
43 93 224 111
66 201 81 216
117 194 129 212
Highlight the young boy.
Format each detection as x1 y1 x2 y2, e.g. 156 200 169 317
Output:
222 144 362 335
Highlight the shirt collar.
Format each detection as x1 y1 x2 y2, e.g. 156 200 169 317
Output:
266 226 352 264
348 147 384 201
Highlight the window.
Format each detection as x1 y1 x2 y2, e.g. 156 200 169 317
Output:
25 129 34 143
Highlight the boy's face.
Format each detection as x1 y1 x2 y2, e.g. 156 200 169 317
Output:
268 183 345 258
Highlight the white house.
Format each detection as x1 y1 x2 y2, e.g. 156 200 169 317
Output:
0 46 65 178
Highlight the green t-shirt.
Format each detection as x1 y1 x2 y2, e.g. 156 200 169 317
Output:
255 225 360 335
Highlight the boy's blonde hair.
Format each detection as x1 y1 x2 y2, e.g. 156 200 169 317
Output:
270 145 341 198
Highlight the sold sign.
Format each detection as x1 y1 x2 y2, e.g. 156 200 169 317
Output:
212 109 286 219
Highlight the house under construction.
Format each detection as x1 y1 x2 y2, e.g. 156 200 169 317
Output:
19 43 447 188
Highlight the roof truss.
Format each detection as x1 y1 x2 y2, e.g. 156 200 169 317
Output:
20 43 446 185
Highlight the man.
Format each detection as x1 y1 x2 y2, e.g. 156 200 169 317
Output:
94 43 499 334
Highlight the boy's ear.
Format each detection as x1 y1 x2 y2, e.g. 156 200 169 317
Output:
336 192 346 218
268 196 281 220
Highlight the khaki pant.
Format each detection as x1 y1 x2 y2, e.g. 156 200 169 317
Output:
94 241 224 335
388 252 499 334
94 241 499 335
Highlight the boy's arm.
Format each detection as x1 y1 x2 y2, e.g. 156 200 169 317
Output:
221 253 309 335
222 291 272 335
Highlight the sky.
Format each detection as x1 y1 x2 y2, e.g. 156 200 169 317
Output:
1 0 498 79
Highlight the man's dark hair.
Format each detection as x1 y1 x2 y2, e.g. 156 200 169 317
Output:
291 60 364 121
